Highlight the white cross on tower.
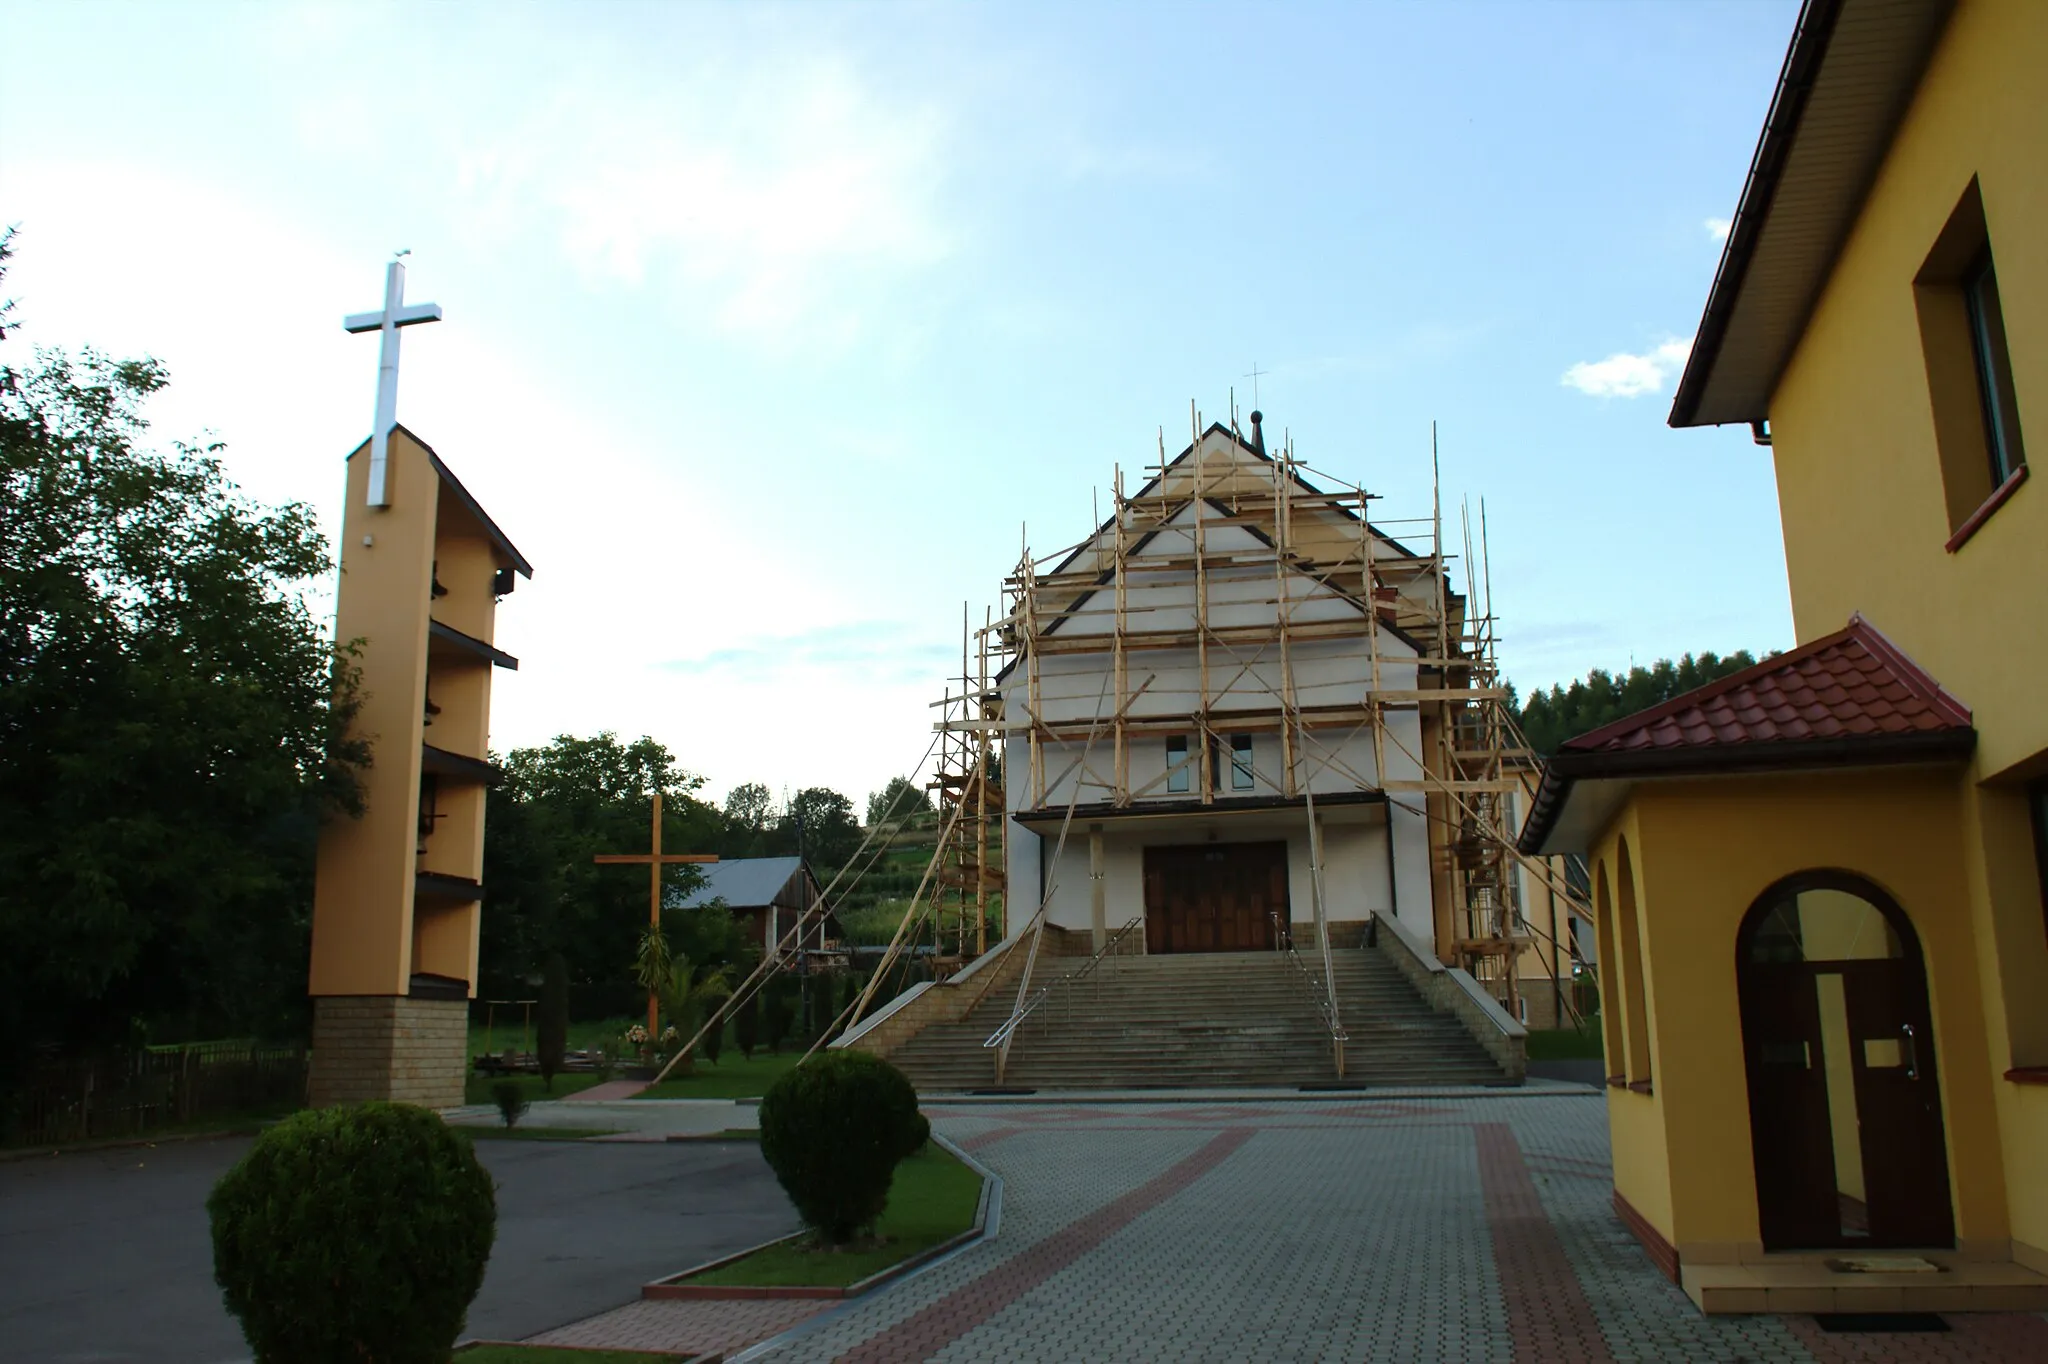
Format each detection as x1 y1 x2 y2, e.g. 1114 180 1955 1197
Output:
344 255 442 508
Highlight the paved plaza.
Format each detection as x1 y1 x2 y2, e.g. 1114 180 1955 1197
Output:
536 1092 2048 1363
0 1131 794 1364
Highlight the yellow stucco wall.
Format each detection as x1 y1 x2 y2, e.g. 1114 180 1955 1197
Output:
1595 769 2008 1260
1763 0 2048 1257
310 430 512 999
309 435 439 997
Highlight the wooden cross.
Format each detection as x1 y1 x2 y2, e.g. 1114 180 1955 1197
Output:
593 791 718 1035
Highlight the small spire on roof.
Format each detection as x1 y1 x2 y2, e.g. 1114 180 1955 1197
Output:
1248 409 1267 458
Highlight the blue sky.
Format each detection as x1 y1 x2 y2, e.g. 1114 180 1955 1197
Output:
1 0 1800 807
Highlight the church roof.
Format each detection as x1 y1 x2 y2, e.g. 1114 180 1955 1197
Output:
1517 615 1975 854
666 856 812 911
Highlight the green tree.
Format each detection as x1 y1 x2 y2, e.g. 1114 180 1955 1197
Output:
774 786 861 871
0 234 368 1084
734 991 760 1059
477 732 722 1007
721 781 773 857
866 776 931 827
1516 651 1764 756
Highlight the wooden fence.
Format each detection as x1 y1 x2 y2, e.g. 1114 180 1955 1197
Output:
10 1042 307 1147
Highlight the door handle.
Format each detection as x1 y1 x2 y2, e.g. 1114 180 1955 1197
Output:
1901 1022 1919 1081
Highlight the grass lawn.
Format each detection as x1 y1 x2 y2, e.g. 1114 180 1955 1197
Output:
468 1015 637 1061
687 1144 982 1288
457 1346 684 1362
1525 1026 1605 1061
464 1070 608 1106
633 1049 807 1100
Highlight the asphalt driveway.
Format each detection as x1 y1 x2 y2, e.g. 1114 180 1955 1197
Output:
0 1133 796 1364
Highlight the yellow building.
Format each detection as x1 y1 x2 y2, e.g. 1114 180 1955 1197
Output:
306 423 531 1109
1520 0 2045 1313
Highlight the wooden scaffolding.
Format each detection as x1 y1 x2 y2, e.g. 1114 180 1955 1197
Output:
936 403 1590 1013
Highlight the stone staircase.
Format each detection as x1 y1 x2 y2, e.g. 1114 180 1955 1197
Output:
883 946 1511 1091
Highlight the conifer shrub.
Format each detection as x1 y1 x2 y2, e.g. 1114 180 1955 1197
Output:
208 1102 496 1364
734 992 760 1059
702 1013 725 1065
764 984 794 1053
757 1050 923 1244
536 952 569 1092
491 1080 529 1128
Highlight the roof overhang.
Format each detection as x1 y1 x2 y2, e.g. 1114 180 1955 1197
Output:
1669 0 1954 429
1013 788 1387 835
1517 729 1976 856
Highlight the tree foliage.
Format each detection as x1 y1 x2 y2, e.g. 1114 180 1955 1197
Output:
866 775 932 827
0 234 367 1062
1516 651 1763 756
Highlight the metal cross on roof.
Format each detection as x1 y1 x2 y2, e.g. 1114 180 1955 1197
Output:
1245 361 1268 409
343 254 442 508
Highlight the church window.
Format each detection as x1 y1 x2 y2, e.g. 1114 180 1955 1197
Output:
1230 734 1254 790
1166 735 1190 794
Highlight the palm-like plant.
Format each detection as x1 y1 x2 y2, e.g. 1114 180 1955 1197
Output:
659 954 735 1074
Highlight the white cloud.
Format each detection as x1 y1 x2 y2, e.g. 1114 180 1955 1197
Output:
1705 217 1732 241
1561 337 1694 399
439 52 951 349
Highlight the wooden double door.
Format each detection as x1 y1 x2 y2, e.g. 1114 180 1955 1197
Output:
1737 875 1953 1250
1143 841 1287 953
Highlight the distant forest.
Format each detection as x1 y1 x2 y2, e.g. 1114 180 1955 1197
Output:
1515 651 1765 757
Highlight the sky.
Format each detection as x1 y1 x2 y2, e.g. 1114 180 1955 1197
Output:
1 0 1802 811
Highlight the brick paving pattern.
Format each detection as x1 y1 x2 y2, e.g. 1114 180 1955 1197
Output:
532 1094 2048 1362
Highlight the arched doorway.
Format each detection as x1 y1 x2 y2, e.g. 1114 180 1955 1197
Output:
1737 872 1954 1250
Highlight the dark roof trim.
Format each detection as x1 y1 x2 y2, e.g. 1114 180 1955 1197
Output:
422 743 502 785
414 872 484 904
1012 787 1386 831
430 619 519 670
1670 0 1843 427
1516 728 1974 855
407 971 471 1000
1670 0 1954 428
348 425 535 577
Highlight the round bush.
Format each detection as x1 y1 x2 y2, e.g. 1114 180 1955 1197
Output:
758 1050 924 1243
208 1102 497 1364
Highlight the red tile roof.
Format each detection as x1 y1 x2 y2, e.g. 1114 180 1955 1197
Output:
1559 615 1971 756
1517 616 1977 856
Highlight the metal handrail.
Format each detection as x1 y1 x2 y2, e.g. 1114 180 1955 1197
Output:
984 916 1144 1051
1271 912 1348 1075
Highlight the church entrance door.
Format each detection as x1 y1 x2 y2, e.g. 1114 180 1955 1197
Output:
1143 842 1287 953
1737 873 1953 1251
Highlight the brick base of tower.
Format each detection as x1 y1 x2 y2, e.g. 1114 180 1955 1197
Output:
308 996 468 1109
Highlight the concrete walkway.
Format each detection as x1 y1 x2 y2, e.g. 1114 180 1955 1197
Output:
532 1093 2048 1363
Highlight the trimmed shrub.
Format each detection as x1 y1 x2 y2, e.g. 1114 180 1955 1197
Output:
536 952 569 1092
208 1102 496 1364
758 1050 923 1244
491 1080 528 1128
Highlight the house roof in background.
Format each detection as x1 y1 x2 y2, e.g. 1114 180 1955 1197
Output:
1518 615 1975 853
1669 0 1955 428
667 856 810 910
